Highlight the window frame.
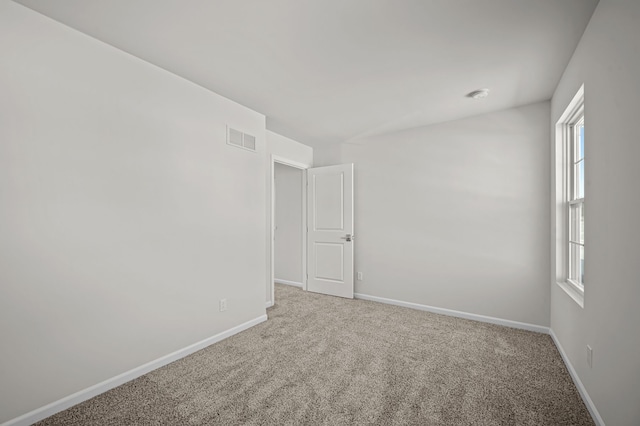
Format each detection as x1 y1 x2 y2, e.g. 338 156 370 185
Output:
554 84 585 307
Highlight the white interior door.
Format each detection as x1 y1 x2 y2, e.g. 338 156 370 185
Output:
307 163 354 298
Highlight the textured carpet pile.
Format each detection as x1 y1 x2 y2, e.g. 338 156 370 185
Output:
38 284 593 425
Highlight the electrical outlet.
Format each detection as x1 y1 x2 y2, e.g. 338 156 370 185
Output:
586 345 593 368
219 299 227 312
357 272 363 281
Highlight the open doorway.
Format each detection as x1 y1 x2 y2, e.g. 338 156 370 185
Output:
274 163 305 289
267 156 355 307
268 156 309 307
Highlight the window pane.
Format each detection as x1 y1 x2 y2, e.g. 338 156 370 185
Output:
569 204 580 242
569 242 584 286
574 161 584 199
579 244 585 285
569 242 578 281
577 123 584 160
580 203 584 245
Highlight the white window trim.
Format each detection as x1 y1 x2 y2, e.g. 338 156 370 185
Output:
554 84 585 307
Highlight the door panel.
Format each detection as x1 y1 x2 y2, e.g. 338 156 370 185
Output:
307 164 354 298
314 173 344 230
315 243 344 282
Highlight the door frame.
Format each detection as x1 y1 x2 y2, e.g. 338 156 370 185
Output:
269 155 310 307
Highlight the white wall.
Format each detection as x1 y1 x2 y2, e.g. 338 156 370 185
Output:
274 164 304 284
312 144 342 168
267 130 314 167
265 131 313 305
317 102 551 327
550 1 640 424
0 2 266 423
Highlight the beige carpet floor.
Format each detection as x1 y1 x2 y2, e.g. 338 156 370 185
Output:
37 284 593 425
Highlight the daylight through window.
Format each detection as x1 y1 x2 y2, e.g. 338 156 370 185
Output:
567 111 585 290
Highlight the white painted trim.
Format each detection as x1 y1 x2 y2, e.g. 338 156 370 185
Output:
266 301 274 308
2 314 268 426
272 155 310 172
549 329 605 426
556 280 585 308
556 84 585 124
274 279 304 288
301 170 308 292
354 293 549 334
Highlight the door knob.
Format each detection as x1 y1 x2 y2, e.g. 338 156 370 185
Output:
341 234 354 242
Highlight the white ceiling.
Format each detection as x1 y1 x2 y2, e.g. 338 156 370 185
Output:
14 0 598 147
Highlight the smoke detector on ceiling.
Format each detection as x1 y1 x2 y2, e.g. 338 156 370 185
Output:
467 89 490 99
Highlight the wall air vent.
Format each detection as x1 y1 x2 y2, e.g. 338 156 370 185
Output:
227 126 256 152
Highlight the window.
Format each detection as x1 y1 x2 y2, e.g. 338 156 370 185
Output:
568 115 584 290
554 85 585 305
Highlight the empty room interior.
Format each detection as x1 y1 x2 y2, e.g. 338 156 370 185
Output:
1 0 639 425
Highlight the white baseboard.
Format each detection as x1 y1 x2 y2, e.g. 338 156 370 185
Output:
549 329 605 426
4 300 603 426
354 292 549 334
266 300 274 308
3 314 268 426
274 279 303 288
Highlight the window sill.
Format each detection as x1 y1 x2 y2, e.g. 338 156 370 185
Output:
556 281 584 308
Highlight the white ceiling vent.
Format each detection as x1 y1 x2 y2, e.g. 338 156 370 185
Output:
227 126 256 152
